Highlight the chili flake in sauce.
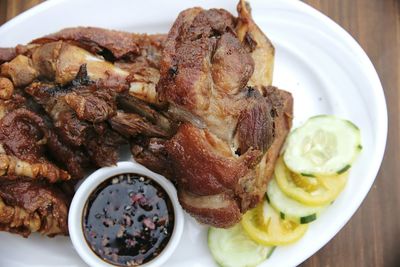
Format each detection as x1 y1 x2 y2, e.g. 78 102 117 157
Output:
83 173 174 266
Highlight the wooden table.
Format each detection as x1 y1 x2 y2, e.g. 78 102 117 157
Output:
0 0 398 266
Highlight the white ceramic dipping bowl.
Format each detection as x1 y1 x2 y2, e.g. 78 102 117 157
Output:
68 161 184 267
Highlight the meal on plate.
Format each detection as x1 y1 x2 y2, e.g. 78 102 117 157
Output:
0 0 361 266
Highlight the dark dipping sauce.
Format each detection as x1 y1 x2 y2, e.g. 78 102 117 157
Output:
83 173 174 266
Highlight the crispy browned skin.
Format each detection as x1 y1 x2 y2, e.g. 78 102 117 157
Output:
152 2 293 228
158 7 257 143
166 124 260 196
171 89 292 227
0 180 69 237
178 191 241 227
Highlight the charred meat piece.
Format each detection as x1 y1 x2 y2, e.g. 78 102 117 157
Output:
153 2 293 228
130 137 173 179
0 179 69 237
32 27 166 67
109 111 171 139
0 89 88 180
3 29 166 106
26 81 91 147
26 65 117 145
26 67 125 168
85 123 126 167
31 28 167 105
45 129 89 180
0 108 70 182
30 41 129 88
64 88 117 123
2 29 167 106
117 94 173 133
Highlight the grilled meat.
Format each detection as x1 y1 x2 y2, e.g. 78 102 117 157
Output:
0 0 293 235
0 180 69 237
153 1 293 227
0 26 169 238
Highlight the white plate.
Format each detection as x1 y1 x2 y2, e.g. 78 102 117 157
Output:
0 0 387 266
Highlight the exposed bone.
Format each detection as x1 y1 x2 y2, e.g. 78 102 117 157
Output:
236 0 275 87
31 41 129 87
127 66 161 106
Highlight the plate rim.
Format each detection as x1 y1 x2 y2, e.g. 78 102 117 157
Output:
0 0 388 266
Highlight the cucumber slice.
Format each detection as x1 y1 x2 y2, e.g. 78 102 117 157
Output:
267 179 326 224
283 115 361 176
208 224 274 267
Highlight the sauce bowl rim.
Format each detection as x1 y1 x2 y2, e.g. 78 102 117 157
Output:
68 161 185 267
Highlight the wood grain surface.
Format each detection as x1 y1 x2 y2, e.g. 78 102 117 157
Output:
0 0 398 266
